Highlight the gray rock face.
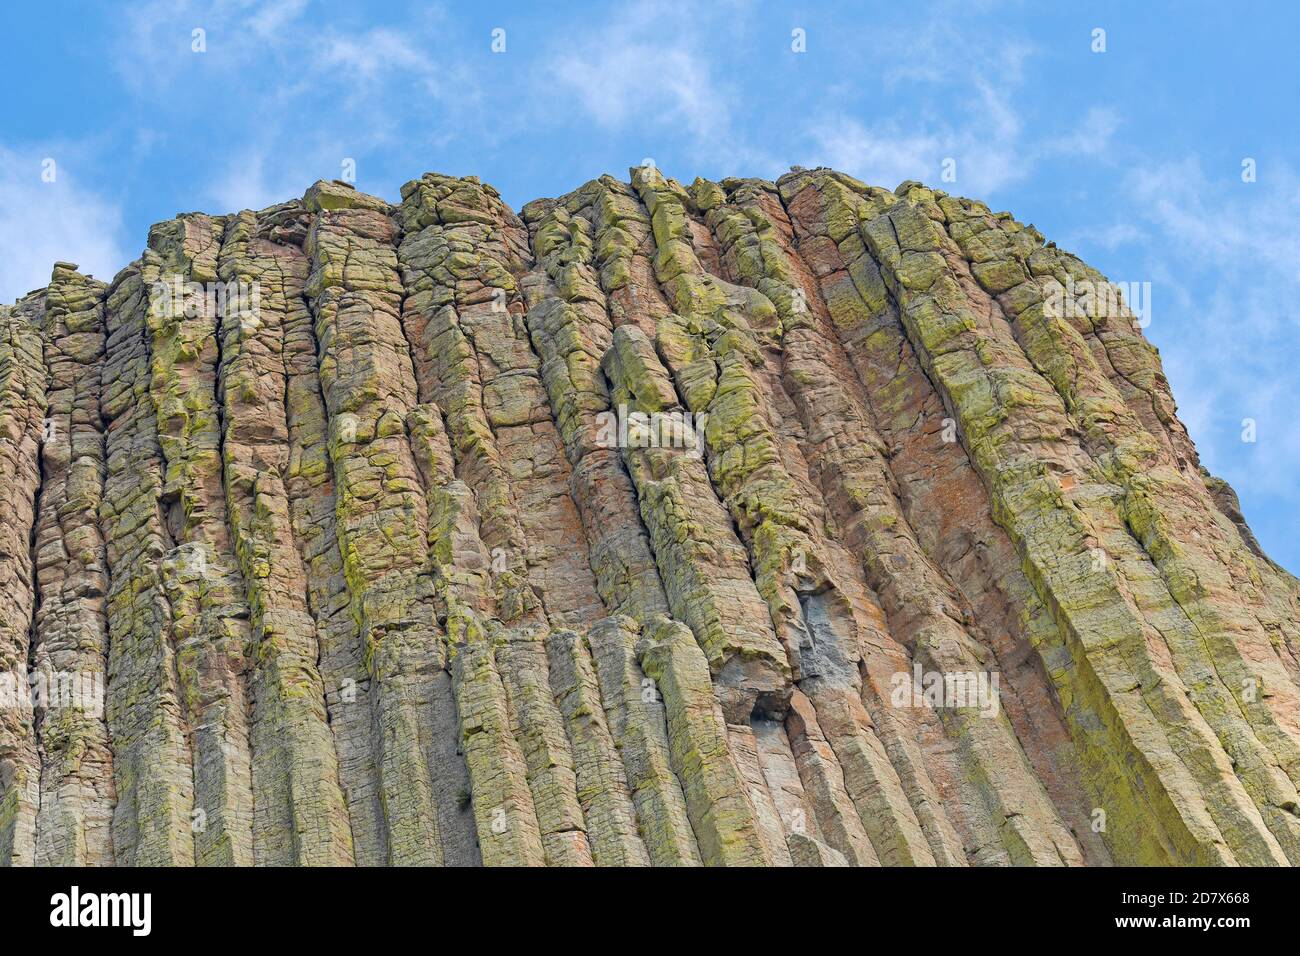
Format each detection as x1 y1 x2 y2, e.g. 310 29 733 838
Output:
0 168 1296 867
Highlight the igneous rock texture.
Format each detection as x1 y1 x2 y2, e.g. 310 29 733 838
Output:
1 167 1298 867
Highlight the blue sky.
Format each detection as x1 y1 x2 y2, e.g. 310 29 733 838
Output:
3 0 1297 570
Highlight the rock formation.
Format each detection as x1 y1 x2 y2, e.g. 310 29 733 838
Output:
1 166 1297 867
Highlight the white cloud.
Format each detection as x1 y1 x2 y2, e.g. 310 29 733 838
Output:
201 136 369 214
318 27 442 97
799 26 1118 198
205 149 293 213
540 0 779 174
1042 107 1122 159
244 0 311 41
807 120 946 192
805 86 1025 196
114 0 310 90
1065 221 1144 251
1113 158 1300 531
0 146 126 302
799 36 1067 196
112 0 480 211
1130 158 1300 276
550 41 718 140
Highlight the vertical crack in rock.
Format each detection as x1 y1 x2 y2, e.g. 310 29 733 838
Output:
3 164 1297 867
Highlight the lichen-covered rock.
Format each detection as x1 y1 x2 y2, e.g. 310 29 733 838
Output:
0 165 1294 867
216 207 354 865
31 264 114 866
0 292 47 866
98 263 195 866
145 214 257 867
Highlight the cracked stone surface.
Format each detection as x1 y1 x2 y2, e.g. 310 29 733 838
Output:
1 167 1296 866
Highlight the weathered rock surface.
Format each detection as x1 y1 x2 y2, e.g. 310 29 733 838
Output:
1 166 1296 867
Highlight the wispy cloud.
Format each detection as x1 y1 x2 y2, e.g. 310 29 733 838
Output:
0 145 126 302
319 27 431 87
1097 158 1300 529
804 87 1031 197
806 120 950 192
1042 107 1122 160
244 0 311 41
205 148 301 213
798 21 1119 197
540 0 780 174
797 28 1097 195
1065 221 1145 251
548 40 719 140
803 95 1030 195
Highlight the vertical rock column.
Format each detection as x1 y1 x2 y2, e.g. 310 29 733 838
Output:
587 616 700 865
600 321 790 724
780 171 1119 865
272 203 389 865
395 176 546 867
404 392 489 867
145 215 256 866
583 174 833 864
545 628 650 865
522 188 733 868
100 264 196 866
396 174 542 625
0 293 47 866
899 183 1299 865
396 174 591 866
599 325 780 866
398 176 605 627
30 264 115 865
215 206 354 865
630 170 830 679
520 186 671 623
303 180 448 865
637 617 771 865
937 191 1300 828
520 186 700 864
625 169 938 865
691 177 942 866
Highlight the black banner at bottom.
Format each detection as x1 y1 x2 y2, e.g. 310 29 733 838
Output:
0 865 1282 943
